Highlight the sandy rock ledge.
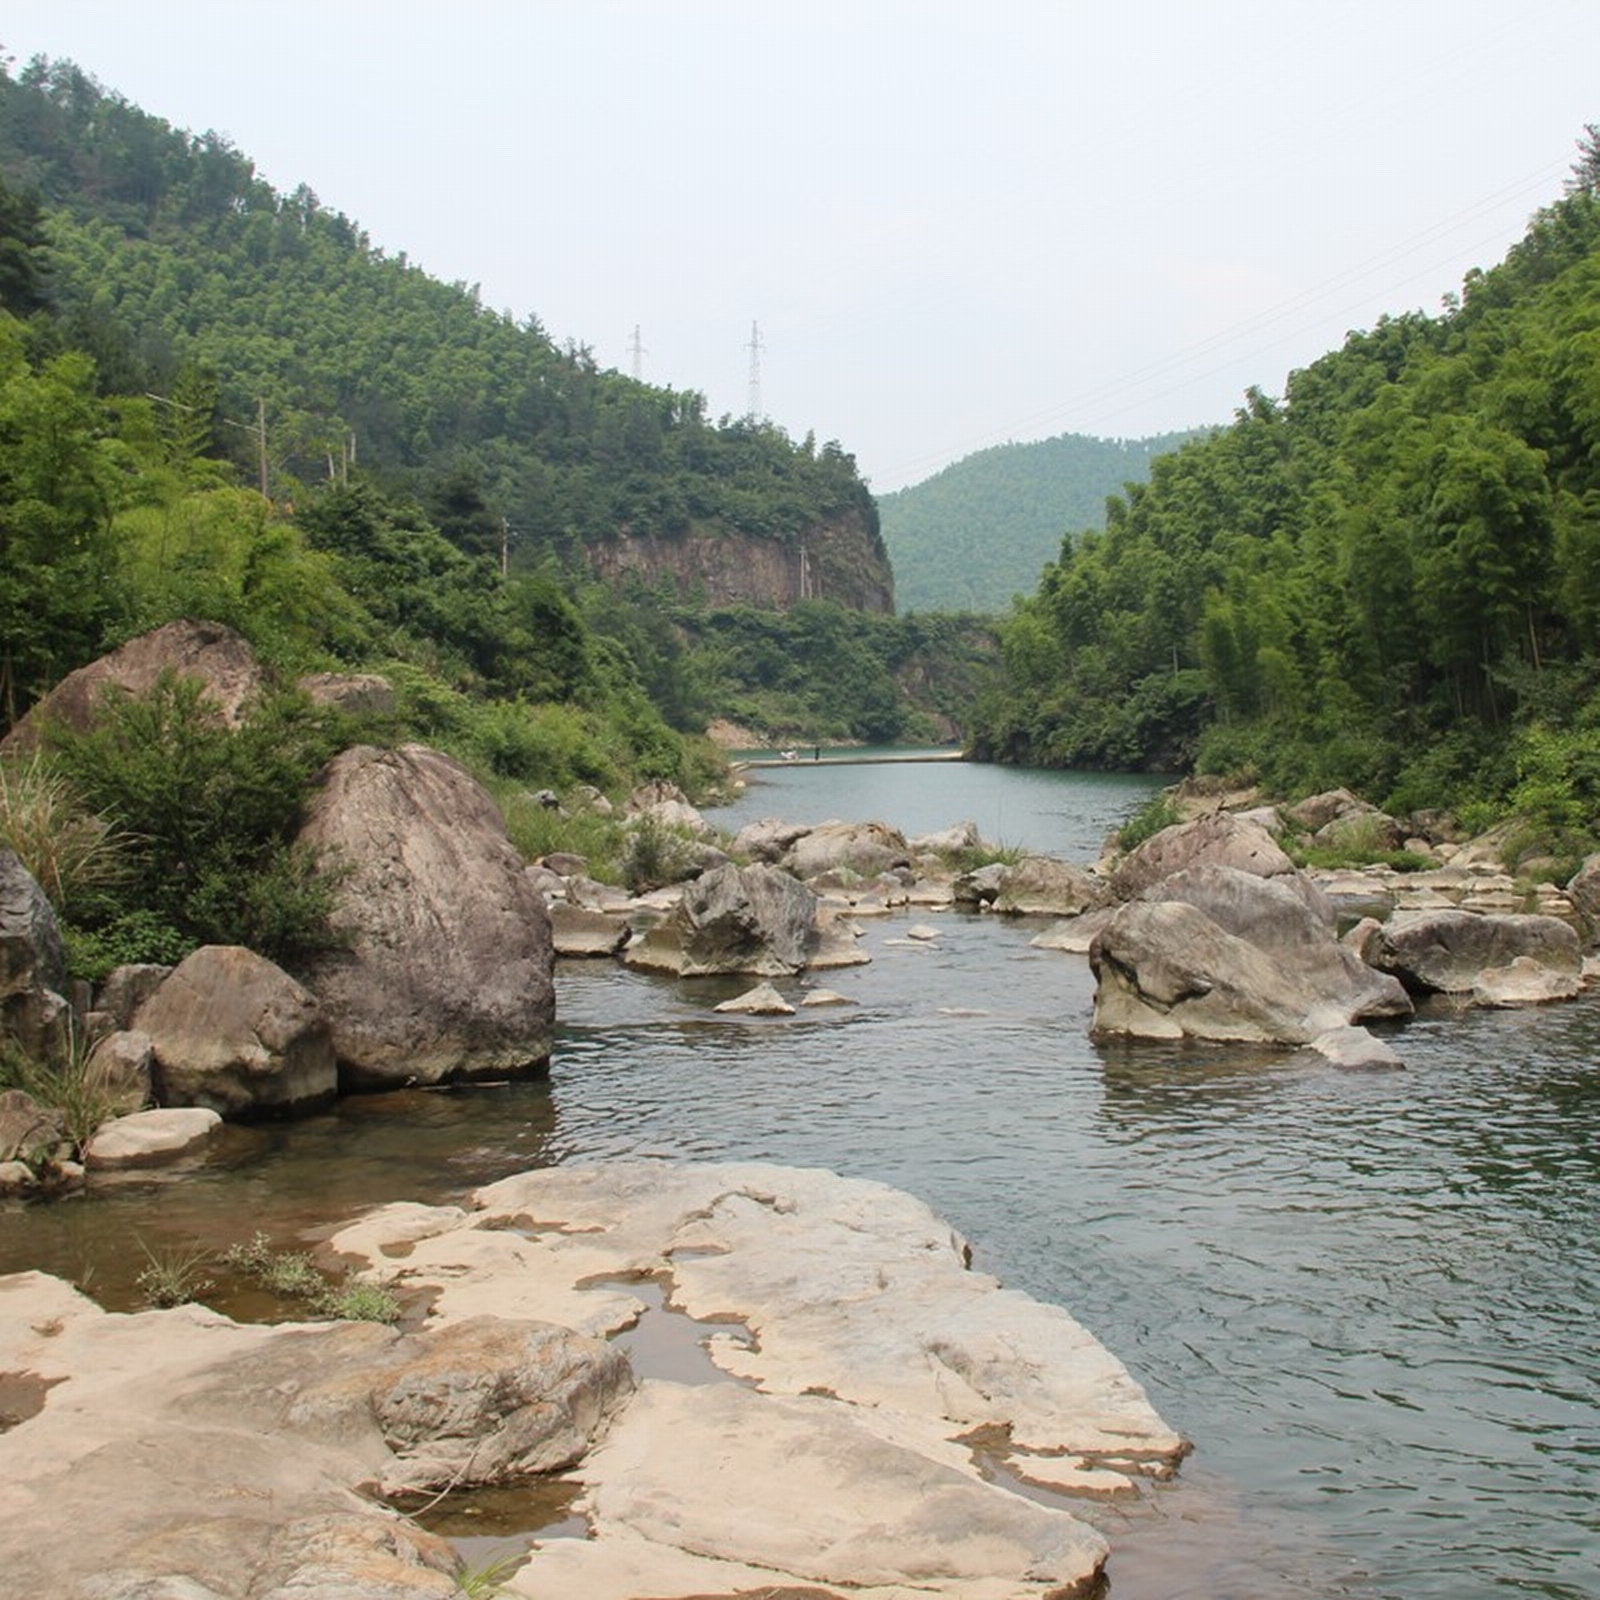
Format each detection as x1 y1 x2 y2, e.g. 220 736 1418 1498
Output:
1 1162 1186 1600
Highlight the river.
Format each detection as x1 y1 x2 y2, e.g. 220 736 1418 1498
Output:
4 753 1598 1598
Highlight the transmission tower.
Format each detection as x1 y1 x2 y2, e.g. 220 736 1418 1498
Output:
746 320 764 421
628 324 646 381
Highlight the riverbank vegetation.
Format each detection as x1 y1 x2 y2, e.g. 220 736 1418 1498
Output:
978 150 1600 865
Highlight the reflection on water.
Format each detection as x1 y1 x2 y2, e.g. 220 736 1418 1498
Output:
4 765 1598 1598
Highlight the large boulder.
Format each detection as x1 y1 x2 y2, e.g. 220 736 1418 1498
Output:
1090 866 1412 1044
0 619 265 754
295 670 396 718
783 819 911 881
992 854 1111 917
137 945 336 1118
623 861 827 976
1110 811 1295 900
296 745 555 1089
1372 910 1582 997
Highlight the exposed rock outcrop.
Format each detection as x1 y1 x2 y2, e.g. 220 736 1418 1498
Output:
784 819 911 881
0 1273 630 1599
993 854 1111 917
1372 910 1582 998
0 849 67 1058
1110 812 1295 900
295 744 555 1089
586 506 895 615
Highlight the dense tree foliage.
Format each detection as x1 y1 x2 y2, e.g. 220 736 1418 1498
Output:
979 181 1600 856
0 55 883 579
878 429 1201 614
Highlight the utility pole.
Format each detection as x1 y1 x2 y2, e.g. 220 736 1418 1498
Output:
628 324 647 381
256 397 268 500
746 320 763 422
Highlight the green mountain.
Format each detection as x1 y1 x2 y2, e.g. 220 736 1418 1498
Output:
877 430 1200 614
0 55 892 614
977 162 1600 864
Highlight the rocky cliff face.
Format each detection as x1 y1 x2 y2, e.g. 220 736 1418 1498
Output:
586 508 895 614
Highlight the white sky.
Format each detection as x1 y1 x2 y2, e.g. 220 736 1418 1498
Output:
4 1 1597 491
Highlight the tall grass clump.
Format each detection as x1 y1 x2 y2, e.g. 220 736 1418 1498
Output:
0 752 124 910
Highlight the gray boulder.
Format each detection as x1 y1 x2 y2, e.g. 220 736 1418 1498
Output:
1 849 68 1058
96 963 172 1030
85 1107 222 1170
1111 812 1295 900
1565 852 1600 944
296 745 555 1089
367 1315 635 1492
294 670 396 718
731 816 813 863
1372 910 1582 997
138 946 336 1118
1090 867 1412 1044
0 1088 68 1166
784 819 911 880
82 1028 155 1117
624 861 824 977
993 855 1110 917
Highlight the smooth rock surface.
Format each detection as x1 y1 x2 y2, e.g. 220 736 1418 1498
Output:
1110 812 1295 900
297 744 555 1088
327 1162 1186 1600
137 946 336 1117
85 1107 223 1169
993 855 1110 917
1090 883 1412 1045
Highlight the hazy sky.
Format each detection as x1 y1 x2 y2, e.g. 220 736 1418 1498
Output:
4 1 1598 490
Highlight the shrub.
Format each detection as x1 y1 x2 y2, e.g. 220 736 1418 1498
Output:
1116 791 1184 852
44 676 347 966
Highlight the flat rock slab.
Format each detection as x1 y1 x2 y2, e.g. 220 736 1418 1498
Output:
332 1162 1188 1599
85 1107 223 1169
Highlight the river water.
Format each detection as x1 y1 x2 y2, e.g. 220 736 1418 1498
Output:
4 754 1598 1599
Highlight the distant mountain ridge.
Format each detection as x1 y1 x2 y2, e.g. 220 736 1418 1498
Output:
879 430 1203 614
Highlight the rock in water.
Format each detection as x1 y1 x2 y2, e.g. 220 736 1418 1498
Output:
296 744 554 1089
137 945 336 1117
624 861 824 976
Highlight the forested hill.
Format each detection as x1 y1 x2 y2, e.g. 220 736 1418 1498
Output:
878 430 1199 614
0 56 891 612
978 158 1600 862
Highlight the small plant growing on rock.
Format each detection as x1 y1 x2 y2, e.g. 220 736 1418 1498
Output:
221 1231 401 1324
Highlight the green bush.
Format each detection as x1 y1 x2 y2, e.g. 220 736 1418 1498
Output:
44 676 346 967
